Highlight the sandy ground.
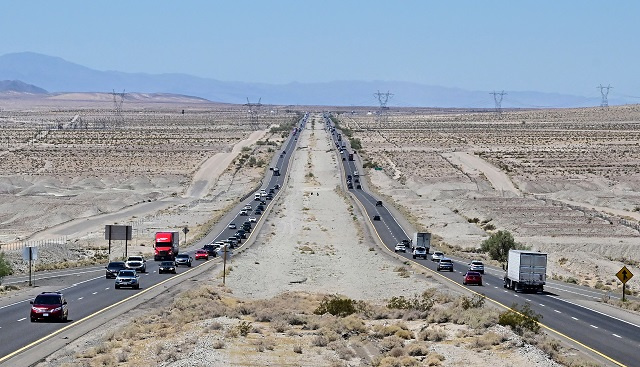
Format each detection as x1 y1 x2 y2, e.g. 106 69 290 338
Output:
31 114 564 367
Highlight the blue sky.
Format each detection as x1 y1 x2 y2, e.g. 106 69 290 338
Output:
1 1 639 98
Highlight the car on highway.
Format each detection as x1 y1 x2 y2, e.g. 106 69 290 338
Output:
243 204 252 211
463 271 483 286
412 246 428 259
105 261 127 279
468 260 485 274
158 261 177 274
235 229 247 239
248 217 257 223
274 184 280 190
30 291 68 322
254 209 262 215
228 223 237 229
115 269 140 289
175 253 193 267
239 209 248 216
394 243 407 253
431 251 444 262
203 244 219 257
375 200 383 207
195 249 209 260
373 215 380 221
437 258 454 272
266 193 273 200
125 255 146 273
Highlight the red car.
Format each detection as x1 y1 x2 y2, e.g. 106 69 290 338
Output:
30 291 68 322
195 249 209 260
463 271 483 286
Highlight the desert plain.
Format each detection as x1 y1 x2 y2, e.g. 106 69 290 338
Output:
1 93 639 366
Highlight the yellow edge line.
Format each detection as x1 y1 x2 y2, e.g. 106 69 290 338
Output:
0 263 206 363
356 194 628 367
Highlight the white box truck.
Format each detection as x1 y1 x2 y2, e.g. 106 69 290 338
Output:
503 250 547 292
412 232 431 253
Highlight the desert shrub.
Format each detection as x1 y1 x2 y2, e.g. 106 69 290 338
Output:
237 321 252 336
312 335 329 347
456 293 486 310
498 303 541 335
418 326 447 342
480 230 528 263
372 323 413 339
271 318 289 333
373 356 420 367
314 295 357 317
349 137 362 150
379 335 405 352
211 339 225 349
406 342 428 356
386 291 435 313
293 344 303 354
0 252 13 283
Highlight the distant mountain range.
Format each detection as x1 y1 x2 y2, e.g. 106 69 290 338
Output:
0 52 631 108
0 79 47 94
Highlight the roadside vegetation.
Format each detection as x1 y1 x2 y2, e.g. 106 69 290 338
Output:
54 286 597 367
0 252 13 284
480 230 530 263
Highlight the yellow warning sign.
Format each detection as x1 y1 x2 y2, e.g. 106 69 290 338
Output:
616 266 634 284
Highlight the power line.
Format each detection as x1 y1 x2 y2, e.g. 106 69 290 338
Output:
490 90 507 117
597 84 613 107
112 89 125 128
244 97 262 129
373 90 393 127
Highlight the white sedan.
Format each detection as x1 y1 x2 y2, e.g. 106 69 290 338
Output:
248 217 257 223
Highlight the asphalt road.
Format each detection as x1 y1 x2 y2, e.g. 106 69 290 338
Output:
0 114 308 363
324 114 640 367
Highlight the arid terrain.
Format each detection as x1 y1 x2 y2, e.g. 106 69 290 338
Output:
1 94 638 366
338 106 640 295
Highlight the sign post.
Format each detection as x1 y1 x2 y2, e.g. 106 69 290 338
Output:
616 266 634 302
182 226 189 245
22 247 38 286
105 225 133 260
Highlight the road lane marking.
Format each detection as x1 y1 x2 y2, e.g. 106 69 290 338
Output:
77 297 83 300
590 325 599 329
572 317 579 321
547 296 640 329
554 310 561 313
613 334 621 338
539 304 545 307
92 292 97 295
17 318 26 322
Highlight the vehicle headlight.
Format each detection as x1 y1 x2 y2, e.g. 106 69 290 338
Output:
52 306 63 312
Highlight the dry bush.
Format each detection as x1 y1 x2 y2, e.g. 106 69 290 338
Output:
389 346 406 357
293 344 303 354
271 317 289 333
379 335 405 352
211 339 225 349
419 326 447 342
373 356 420 367
372 322 413 339
405 342 429 356
328 340 356 360
425 353 445 366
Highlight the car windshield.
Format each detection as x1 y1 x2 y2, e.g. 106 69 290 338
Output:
118 270 136 277
176 254 189 258
108 262 125 269
128 257 143 261
34 295 61 305
161 261 174 266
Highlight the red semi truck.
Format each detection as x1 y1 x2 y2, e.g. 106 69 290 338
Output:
154 231 179 261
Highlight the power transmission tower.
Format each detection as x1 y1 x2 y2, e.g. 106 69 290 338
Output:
245 97 262 129
490 90 507 117
597 84 613 108
374 90 393 127
112 89 126 127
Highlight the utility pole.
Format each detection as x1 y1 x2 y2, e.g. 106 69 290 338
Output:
112 89 125 127
245 97 262 129
597 84 613 108
373 90 393 127
490 90 507 117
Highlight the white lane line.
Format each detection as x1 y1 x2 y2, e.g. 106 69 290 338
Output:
554 310 561 314
539 304 545 307
525 299 532 302
547 295 640 329
571 317 579 321
17 318 26 322
612 334 622 338
514 294 519 297
545 284 601 300
590 325 599 329
105 288 110 290
92 292 97 295
78 297 84 300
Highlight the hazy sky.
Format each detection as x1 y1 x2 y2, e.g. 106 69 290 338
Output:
2 1 639 98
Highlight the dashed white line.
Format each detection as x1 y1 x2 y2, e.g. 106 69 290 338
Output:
571 317 579 321
525 299 532 302
554 310 561 314
78 297 84 300
590 325 599 329
105 287 110 290
612 334 622 338
92 292 98 295
17 318 26 322
539 304 545 307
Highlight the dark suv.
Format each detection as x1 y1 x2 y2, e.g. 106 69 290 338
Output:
30 292 68 322
105 261 126 279
202 244 218 257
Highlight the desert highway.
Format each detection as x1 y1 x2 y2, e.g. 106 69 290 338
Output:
324 114 640 367
0 115 308 364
